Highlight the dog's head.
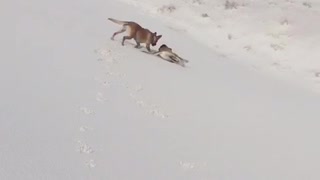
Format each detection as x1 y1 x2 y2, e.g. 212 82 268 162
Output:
159 44 172 52
152 32 162 46
159 44 168 51
159 44 168 49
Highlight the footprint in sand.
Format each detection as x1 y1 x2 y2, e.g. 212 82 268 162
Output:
136 100 146 108
129 92 168 119
94 76 111 88
86 159 96 168
77 140 94 154
179 161 207 171
96 92 108 102
95 47 121 64
109 71 126 79
79 126 93 132
102 81 111 88
132 85 143 92
148 106 168 119
99 57 117 64
80 107 94 115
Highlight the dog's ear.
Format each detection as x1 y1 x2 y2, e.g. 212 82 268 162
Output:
157 35 162 39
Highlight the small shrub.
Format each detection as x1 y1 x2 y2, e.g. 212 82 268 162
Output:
243 45 252 51
201 13 209 17
280 19 289 25
270 44 284 51
192 0 204 5
158 5 176 13
225 0 239 9
303 2 312 8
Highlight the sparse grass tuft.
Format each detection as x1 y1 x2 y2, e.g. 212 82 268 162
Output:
201 13 209 17
225 0 239 9
192 0 204 5
303 2 312 8
158 5 176 13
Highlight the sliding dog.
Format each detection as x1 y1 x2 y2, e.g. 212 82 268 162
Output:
153 44 189 67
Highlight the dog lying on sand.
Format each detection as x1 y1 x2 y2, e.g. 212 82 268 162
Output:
153 44 189 67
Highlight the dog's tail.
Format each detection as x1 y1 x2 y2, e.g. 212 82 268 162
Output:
108 18 128 25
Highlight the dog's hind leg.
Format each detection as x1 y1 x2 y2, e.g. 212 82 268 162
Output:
170 55 180 63
122 35 133 46
111 26 126 40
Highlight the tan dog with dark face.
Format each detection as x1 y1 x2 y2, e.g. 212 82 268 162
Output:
108 18 162 52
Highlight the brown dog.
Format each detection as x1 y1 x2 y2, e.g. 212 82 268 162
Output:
108 18 162 52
